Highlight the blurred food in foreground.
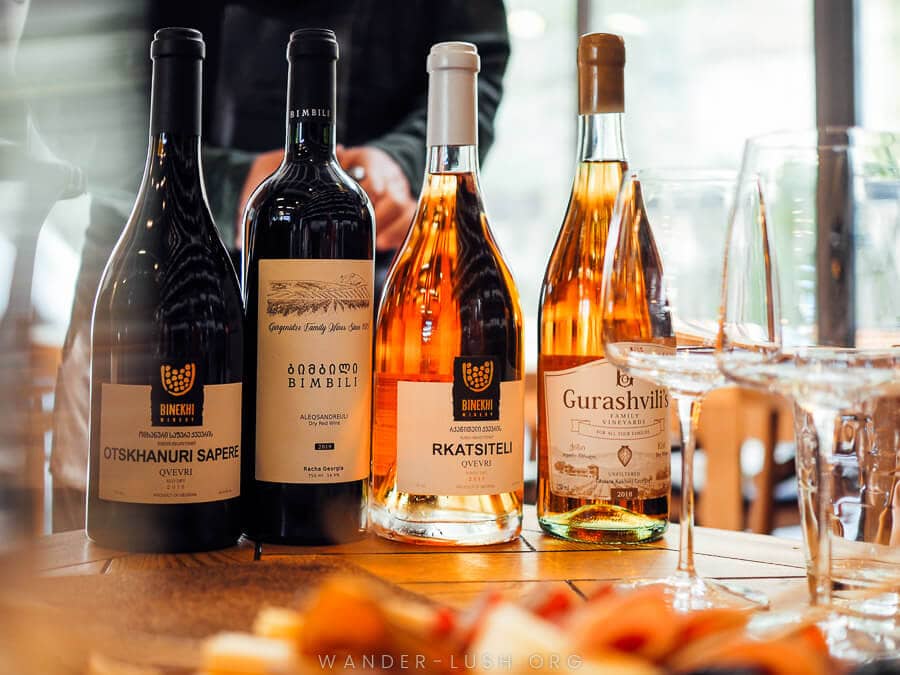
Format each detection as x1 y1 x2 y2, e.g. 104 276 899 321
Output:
195 576 837 675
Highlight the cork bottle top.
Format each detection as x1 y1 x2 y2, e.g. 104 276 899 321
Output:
578 33 625 115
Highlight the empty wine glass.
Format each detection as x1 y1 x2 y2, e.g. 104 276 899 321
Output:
718 127 900 659
601 169 768 610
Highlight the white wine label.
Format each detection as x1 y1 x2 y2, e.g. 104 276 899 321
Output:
544 358 671 501
396 358 524 496
255 259 373 484
98 381 242 504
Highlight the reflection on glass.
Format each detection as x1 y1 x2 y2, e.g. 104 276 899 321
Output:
718 128 900 661
602 169 768 610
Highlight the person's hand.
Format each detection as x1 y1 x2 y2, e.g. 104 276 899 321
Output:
236 149 283 242
337 145 416 251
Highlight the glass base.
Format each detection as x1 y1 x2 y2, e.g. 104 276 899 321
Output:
819 610 900 663
750 605 900 664
539 513 667 545
369 504 522 546
619 573 770 611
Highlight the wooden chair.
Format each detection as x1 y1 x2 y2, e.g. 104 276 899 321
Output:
25 338 61 535
695 388 794 533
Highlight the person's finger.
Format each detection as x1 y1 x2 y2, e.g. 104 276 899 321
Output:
336 144 356 168
353 174 377 200
376 201 417 251
362 172 387 197
376 208 416 251
338 146 366 167
372 195 405 229
339 147 387 195
384 175 413 204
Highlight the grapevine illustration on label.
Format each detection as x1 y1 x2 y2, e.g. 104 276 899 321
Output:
266 274 371 316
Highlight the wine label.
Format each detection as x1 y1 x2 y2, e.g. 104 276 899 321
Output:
396 357 524 496
255 259 373 484
544 359 670 501
98 375 242 504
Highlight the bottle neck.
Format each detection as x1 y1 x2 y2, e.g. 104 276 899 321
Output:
141 54 210 234
144 132 202 172
138 132 208 228
426 144 479 175
577 113 626 163
150 55 202 136
285 57 336 162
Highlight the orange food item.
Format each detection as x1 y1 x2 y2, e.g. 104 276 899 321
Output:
520 582 577 624
586 582 619 602
298 577 388 658
295 575 465 673
432 606 457 639
675 607 751 644
566 586 682 662
456 590 505 649
792 623 830 656
669 624 832 675
199 574 842 675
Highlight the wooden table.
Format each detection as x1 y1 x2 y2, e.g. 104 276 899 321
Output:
32 506 810 611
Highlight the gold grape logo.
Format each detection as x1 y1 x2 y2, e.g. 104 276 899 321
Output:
453 356 500 421
461 360 493 393
160 363 196 397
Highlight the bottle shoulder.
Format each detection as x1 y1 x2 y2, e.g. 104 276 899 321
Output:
541 189 617 301
380 221 522 328
247 160 373 216
96 215 241 312
243 161 375 262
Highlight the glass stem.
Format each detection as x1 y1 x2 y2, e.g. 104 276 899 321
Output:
676 396 702 576
808 406 837 608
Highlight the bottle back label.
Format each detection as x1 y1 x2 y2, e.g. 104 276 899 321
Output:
396 357 524 496
98 375 241 504
255 259 373 484
544 359 670 501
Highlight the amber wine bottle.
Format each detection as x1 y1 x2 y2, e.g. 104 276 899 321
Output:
87 28 244 552
242 29 374 544
371 42 525 545
537 33 671 543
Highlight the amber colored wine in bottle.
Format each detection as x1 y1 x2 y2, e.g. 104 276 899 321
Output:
371 42 525 546
537 33 671 544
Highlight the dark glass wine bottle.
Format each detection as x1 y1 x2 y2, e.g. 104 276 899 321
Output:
87 28 244 552
242 29 374 545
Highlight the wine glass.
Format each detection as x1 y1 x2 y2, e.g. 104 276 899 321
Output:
718 127 900 658
601 170 768 610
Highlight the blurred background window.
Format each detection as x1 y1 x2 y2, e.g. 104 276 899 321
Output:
857 0 900 127
13 1 148 343
485 0 816 368
481 0 576 368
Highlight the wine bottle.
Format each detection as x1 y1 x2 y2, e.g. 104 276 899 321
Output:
242 29 374 545
537 33 670 543
371 42 525 546
87 28 244 552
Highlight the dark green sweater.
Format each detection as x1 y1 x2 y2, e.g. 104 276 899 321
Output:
163 0 511 240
